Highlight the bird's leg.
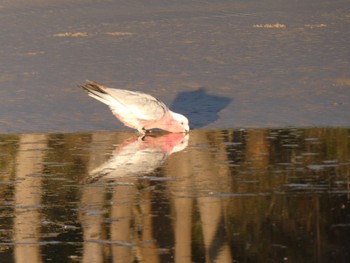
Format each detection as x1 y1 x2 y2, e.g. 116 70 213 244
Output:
137 128 146 135
137 134 146 141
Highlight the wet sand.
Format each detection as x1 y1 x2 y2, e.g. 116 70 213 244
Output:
0 0 349 133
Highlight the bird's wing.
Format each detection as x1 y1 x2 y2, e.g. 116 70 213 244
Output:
81 81 167 121
106 88 167 121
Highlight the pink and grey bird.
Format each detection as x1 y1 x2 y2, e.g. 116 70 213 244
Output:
79 81 189 134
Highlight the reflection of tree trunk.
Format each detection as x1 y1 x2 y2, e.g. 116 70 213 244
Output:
199 197 232 263
244 129 270 196
166 152 193 263
137 185 160 263
110 179 136 263
14 134 47 263
80 132 117 263
245 130 269 170
173 197 193 263
190 130 233 263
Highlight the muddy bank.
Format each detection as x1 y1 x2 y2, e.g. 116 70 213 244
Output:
0 0 349 133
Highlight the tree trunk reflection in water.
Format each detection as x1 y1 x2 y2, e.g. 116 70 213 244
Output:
188 131 233 263
166 131 233 262
14 134 47 263
166 147 193 263
110 179 136 263
80 132 118 263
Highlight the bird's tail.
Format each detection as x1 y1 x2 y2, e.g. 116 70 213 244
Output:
79 80 115 106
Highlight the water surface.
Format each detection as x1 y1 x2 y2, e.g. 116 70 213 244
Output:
1 128 350 262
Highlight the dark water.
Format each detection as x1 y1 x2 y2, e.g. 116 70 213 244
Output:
0 128 350 262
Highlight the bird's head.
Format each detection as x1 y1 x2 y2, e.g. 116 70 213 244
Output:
169 111 190 133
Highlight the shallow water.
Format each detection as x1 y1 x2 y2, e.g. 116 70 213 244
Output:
0 128 350 262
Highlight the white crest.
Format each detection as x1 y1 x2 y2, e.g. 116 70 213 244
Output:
169 111 190 132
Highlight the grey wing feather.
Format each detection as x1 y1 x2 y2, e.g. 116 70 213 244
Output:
104 88 167 120
80 81 168 121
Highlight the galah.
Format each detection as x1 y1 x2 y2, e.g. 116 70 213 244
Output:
79 81 189 134
83 132 189 183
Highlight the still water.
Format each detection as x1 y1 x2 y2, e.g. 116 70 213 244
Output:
0 128 350 262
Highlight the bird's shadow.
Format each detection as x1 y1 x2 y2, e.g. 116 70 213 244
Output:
170 88 231 129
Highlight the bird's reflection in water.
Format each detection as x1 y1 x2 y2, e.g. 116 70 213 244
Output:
80 132 188 263
84 132 189 183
